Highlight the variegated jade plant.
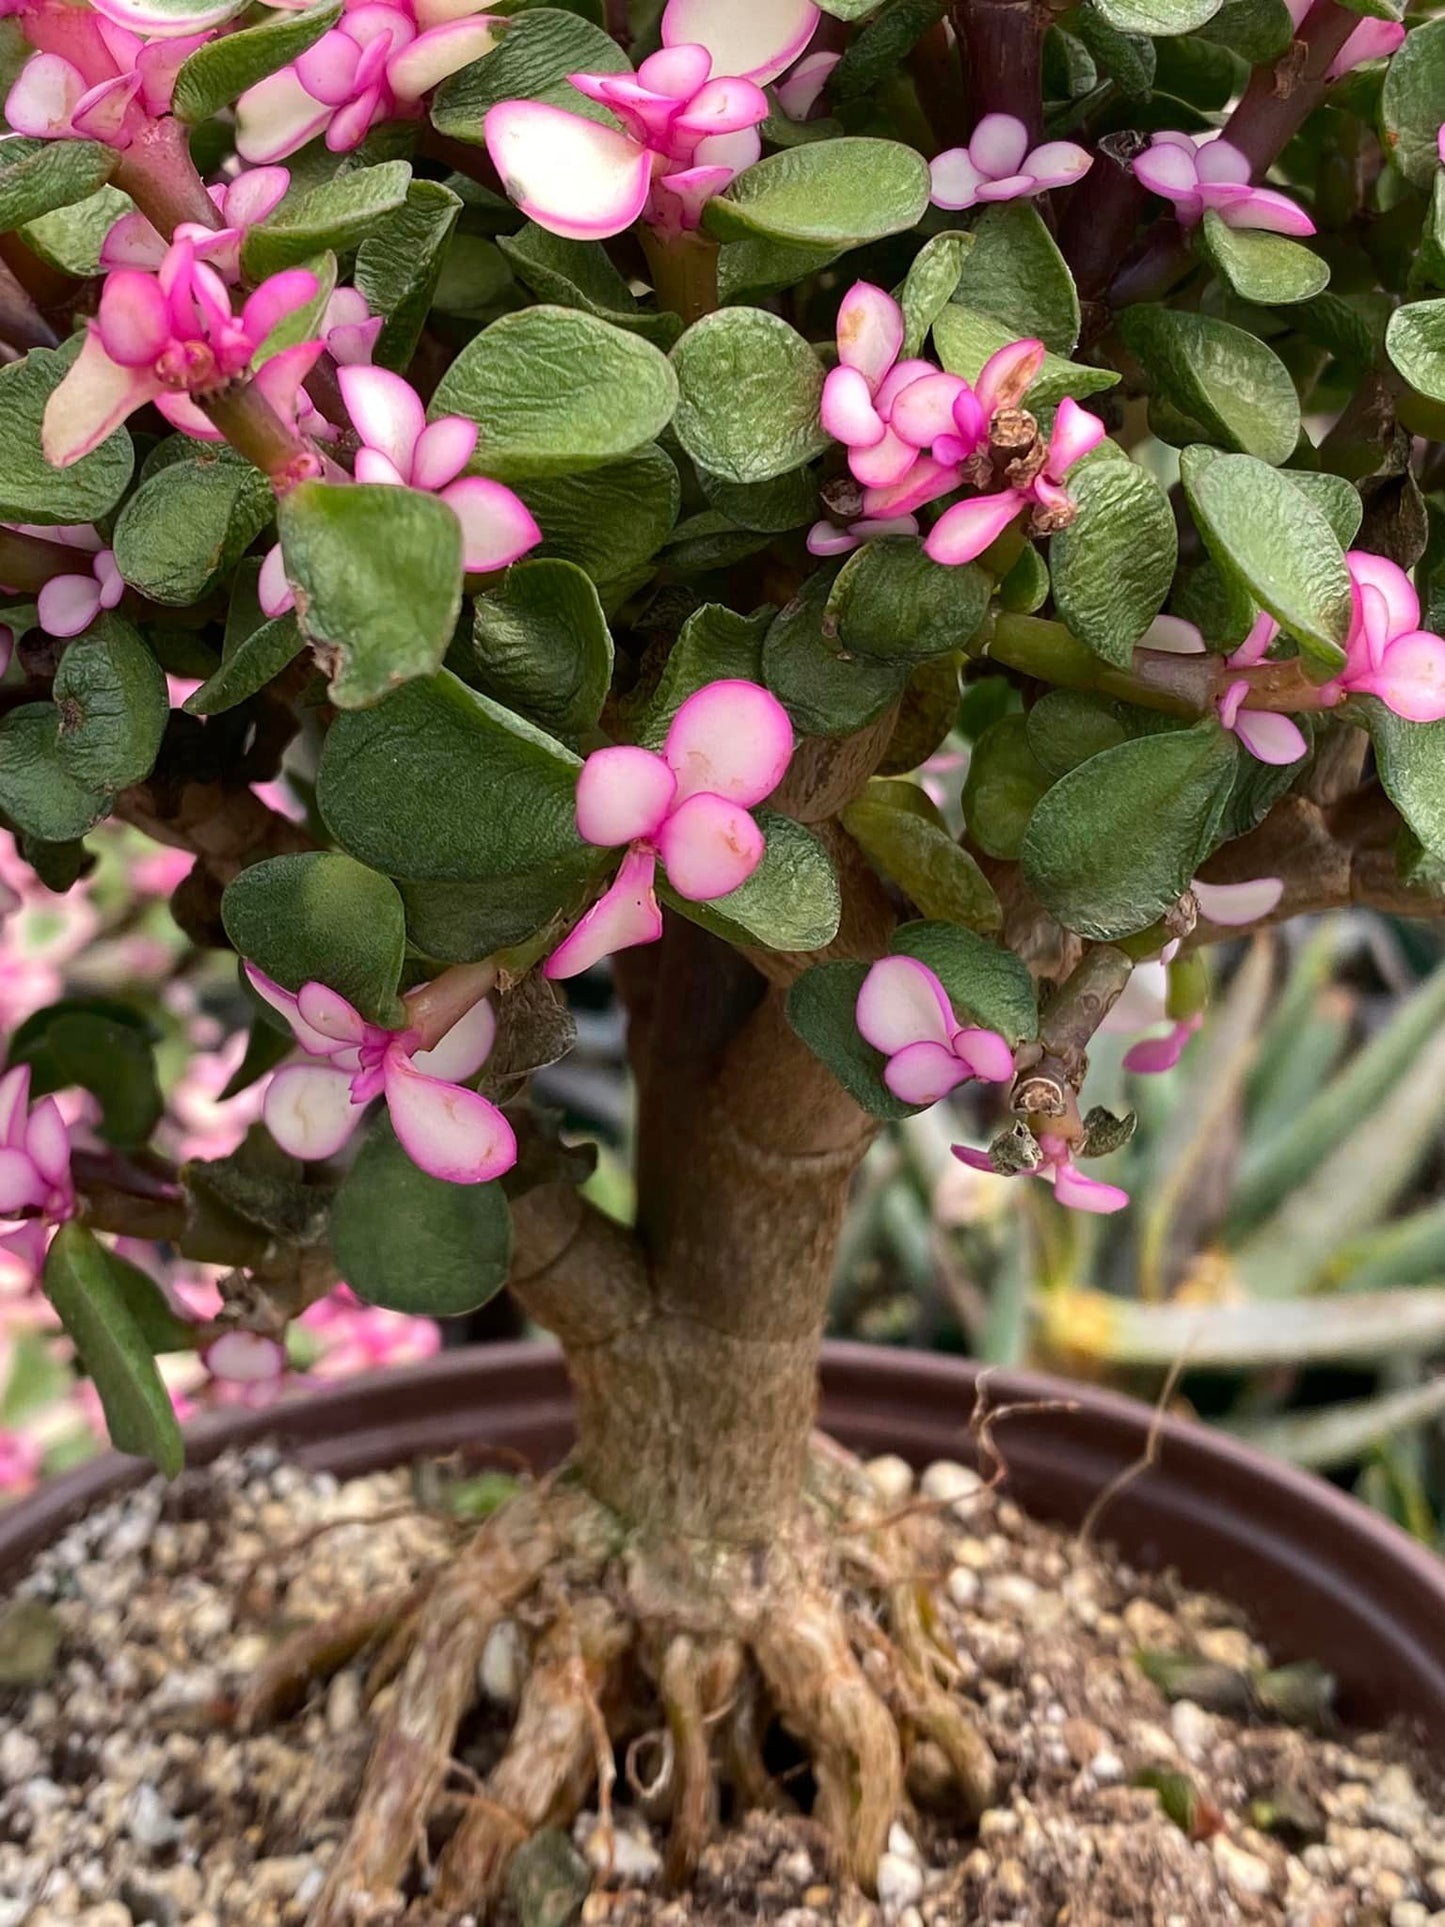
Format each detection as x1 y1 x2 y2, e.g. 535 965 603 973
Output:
0 0 1443 1910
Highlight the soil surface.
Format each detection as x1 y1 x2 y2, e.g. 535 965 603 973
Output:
0 1443 1442 1927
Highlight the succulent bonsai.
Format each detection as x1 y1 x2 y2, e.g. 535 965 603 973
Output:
1 0 1444 1910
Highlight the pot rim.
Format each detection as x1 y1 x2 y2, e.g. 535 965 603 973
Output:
2 1339 1442 1741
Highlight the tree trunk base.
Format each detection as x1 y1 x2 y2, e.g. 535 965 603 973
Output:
240 1439 997 1927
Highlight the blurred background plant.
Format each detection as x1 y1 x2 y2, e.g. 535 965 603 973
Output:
8 747 1445 1552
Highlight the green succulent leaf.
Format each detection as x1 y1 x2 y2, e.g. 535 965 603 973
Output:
10 1000 162 1150
1359 701 1445 863
1050 450 1177 668
670 308 829 484
951 201 1081 354
222 851 407 1026
0 704 112 843
1380 17 1445 188
1200 210 1330 305
431 306 678 483
172 0 341 124
763 567 908 736
933 303 1119 404
1119 305 1300 465
52 615 169 791
961 712 1052 859
242 160 413 278
112 445 273 605
318 672 593 901
1090 0 1221 33
354 180 463 371
469 558 613 744
1021 722 1240 940
431 5 627 139
704 138 931 249
667 811 840 952
0 138 114 233
896 230 970 358
498 223 682 347
42 1224 184 1478
515 446 680 602
1386 299 1445 403
1181 447 1352 666
842 787 1001 931
276 480 463 709
330 1116 514 1315
0 342 133 527
184 614 304 718
825 538 991 665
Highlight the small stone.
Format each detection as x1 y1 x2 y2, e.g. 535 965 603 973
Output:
866 1455 914 1506
802 1886 833 1908
1062 1718 1105 1766
876 1852 924 1914
1170 1699 1216 1763
506 1828 592 1927
1391 1905 1429 1927
325 1669 362 1735
583 1823 661 1886
946 1567 980 1609
125 1784 180 1852
777 1849 815 1886
0 1728 42 1785
898 1911 924 1927
1090 1748 1125 1785
887 1822 920 1862
920 1460 983 1516
479 1619 526 1705
1213 1837 1275 1902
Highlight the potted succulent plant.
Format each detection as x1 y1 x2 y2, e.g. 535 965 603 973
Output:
1 0 1445 1914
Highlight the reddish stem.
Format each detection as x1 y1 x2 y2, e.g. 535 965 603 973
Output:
1222 0 1360 174
0 525 87 595
202 383 321 492
952 0 1046 145
111 117 222 238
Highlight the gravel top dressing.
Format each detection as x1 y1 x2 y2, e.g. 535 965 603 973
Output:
0 1445 1440 1927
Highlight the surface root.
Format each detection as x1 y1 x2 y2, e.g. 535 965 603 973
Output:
272 1456 996 1926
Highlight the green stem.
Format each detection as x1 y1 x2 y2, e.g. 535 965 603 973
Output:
641 226 719 328
978 613 1217 716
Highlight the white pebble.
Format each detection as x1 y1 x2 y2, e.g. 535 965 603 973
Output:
1090 1748 1125 1785
887 1821 920 1862
1170 1699 1216 1764
1213 1837 1274 1901
126 1783 181 1851
776 1848 814 1886
947 1567 980 1609
1391 1904 1429 1927
478 1620 526 1705
866 1455 914 1506
876 1851 925 1915
583 1823 661 1885
920 1460 983 1516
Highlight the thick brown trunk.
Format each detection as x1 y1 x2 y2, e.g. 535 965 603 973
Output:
510 917 881 1546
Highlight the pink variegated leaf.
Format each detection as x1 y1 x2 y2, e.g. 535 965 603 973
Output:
575 745 676 848
855 956 955 1056
655 792 765 900
661 0 819 86
382 1053 517 1184
439 477 543 573
485 99 651 241
544 846 664 980
662 679 794 807
264 1061 361 1160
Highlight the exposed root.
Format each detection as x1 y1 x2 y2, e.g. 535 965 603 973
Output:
430 1595 629 1911
263 1446 996 1926
752 1581 904 1886
308 1481 579 1927
237 1583 429 1729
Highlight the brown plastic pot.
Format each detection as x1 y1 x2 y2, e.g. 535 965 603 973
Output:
2 1340 1443 1742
